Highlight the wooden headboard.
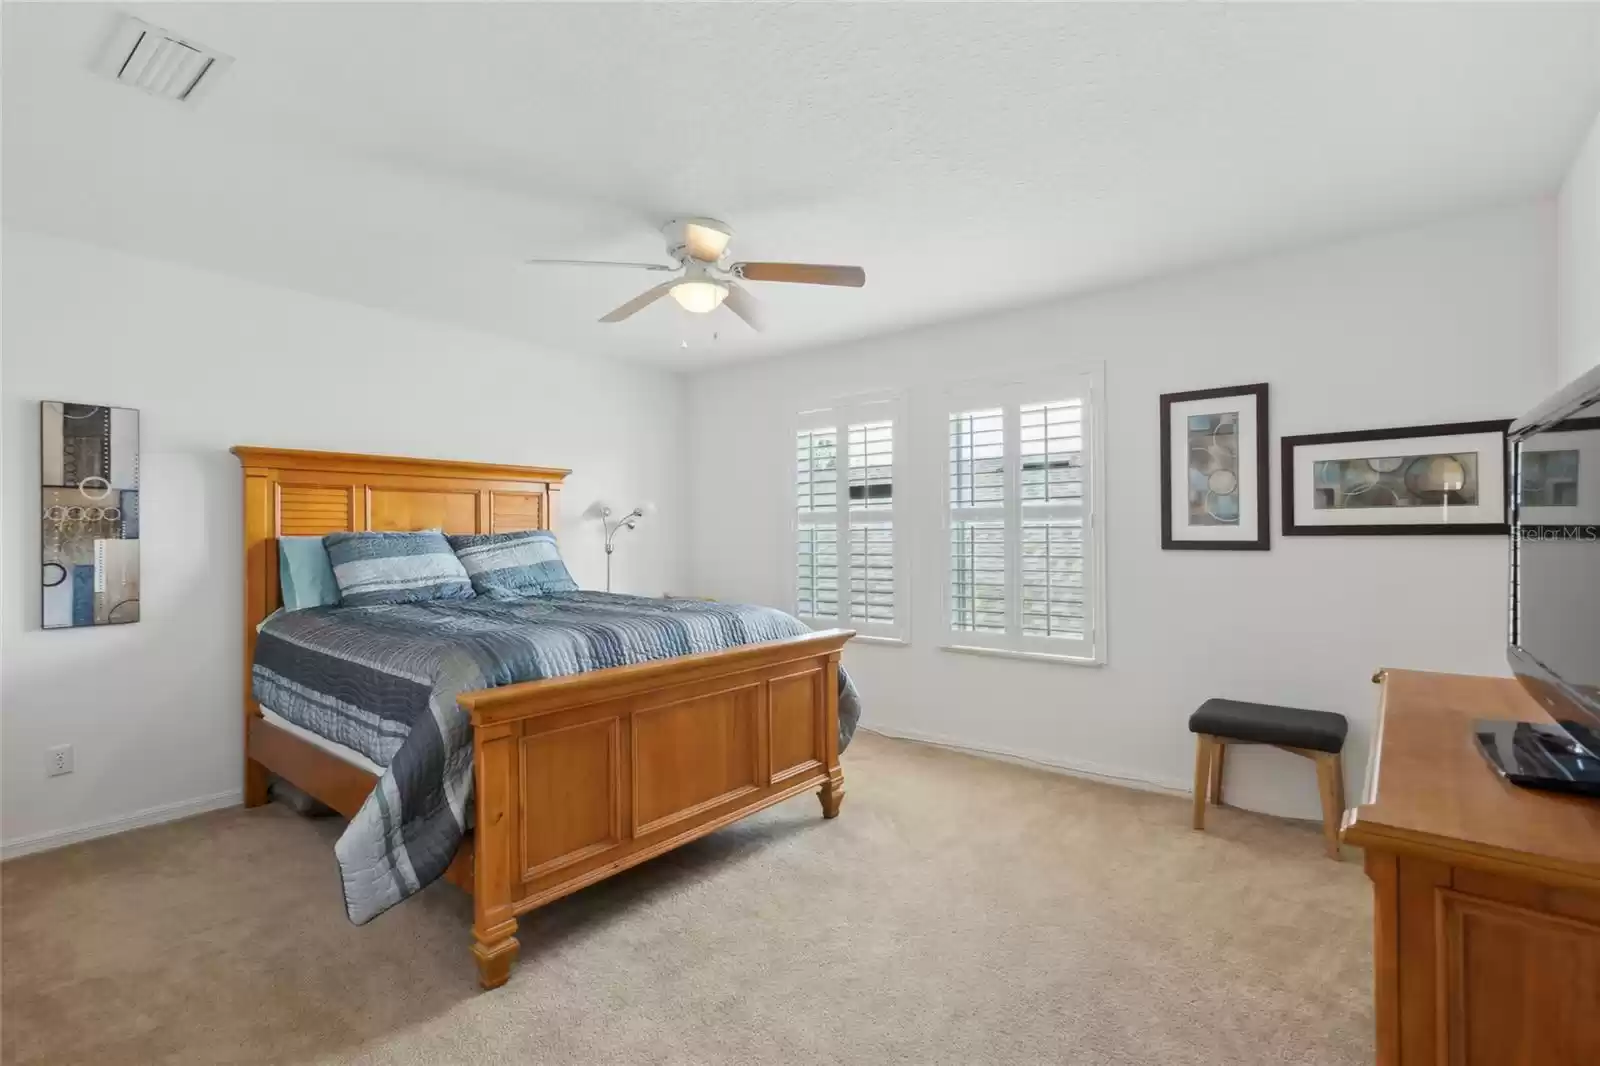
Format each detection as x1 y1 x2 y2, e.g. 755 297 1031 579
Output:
231 446 570 710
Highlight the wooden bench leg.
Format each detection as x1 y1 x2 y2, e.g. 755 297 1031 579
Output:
1332 751 1346 819
1208 740 1226 807
1315 752 1343 860
1192 735 1214 830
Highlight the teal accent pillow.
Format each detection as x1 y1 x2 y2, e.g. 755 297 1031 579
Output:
279 536 341 611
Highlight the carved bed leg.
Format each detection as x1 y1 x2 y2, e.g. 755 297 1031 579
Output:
244 757 270 808
471 920 520 990
818 767 846 819
818 650 846 819
472 721 520 989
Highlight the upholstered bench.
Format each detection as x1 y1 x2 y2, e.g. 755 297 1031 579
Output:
1188 698 1349 858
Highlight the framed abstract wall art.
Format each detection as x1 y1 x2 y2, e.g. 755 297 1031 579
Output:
1281 419 1510 536
1160 383 1270 550
41 401 140 627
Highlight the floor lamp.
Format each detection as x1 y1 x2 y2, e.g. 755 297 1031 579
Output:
583 500 656 592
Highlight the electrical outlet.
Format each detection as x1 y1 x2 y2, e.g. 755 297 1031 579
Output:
47 744 73 777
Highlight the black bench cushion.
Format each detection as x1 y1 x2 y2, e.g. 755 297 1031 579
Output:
1188 698 1348 754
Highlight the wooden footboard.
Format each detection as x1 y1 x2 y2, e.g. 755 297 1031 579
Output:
458 628 852 989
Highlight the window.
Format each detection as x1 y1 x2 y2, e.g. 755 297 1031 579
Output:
944 373 1103 663
795 397 907 641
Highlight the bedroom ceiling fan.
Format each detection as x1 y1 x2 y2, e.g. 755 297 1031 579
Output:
525 218 865 332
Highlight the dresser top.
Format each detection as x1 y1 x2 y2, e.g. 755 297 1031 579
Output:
1344 668 1600 889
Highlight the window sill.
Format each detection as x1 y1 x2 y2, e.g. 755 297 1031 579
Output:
939 643 1104 668
851 634 909 647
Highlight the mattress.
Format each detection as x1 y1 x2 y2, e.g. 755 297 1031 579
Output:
259 705 382 776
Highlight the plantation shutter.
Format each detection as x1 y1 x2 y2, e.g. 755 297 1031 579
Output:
795 398 906 640
943 375 1101 662
795 427 840 620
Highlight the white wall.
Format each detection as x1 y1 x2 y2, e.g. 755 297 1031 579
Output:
686 204 1555 820
1558 107 1600 384
1 230 685 852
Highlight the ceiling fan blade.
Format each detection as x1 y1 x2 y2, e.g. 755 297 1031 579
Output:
732 262 865 287
722 282 765 332
526 258 678 271
599 280 679 323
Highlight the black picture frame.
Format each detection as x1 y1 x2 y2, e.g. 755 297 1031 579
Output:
1159 382 1270 551
1281 419 1512 536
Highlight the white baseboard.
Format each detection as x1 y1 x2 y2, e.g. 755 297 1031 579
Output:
860 724 1191 796
1 790 242 861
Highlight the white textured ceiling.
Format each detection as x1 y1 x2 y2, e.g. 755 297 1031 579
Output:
5 2 1599 369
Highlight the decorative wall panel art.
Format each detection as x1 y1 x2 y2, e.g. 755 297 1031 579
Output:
1159 383 1270 550
1281 420 1510 536
41 401 140 627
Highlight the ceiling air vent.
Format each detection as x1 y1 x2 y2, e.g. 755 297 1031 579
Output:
93 16 232 104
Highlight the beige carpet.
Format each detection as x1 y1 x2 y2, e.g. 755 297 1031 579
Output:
2 732 1372 1065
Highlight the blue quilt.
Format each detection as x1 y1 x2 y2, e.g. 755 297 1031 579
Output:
253 592 861 924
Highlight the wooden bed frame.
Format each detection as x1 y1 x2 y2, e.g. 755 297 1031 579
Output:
233 447 851 989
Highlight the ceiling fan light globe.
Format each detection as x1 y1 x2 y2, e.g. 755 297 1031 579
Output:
670 280 729 314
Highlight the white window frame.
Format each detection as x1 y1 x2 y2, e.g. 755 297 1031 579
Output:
940 367 1106 665
792 393 910 644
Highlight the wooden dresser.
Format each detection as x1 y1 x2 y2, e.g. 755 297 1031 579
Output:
1344 669 1600 1066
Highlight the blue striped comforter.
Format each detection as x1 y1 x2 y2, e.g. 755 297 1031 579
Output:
253 592 860 924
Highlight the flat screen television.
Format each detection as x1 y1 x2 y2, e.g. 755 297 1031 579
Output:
1482 363 1600 796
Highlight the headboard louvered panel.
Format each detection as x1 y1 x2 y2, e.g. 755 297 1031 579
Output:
278 484 356 536
233 447 570 727
491 491 546 533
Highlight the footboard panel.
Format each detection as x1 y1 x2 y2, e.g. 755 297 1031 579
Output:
457 630 852 986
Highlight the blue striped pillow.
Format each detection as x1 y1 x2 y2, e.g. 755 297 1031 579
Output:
323 530 475 607
447 530 578 599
